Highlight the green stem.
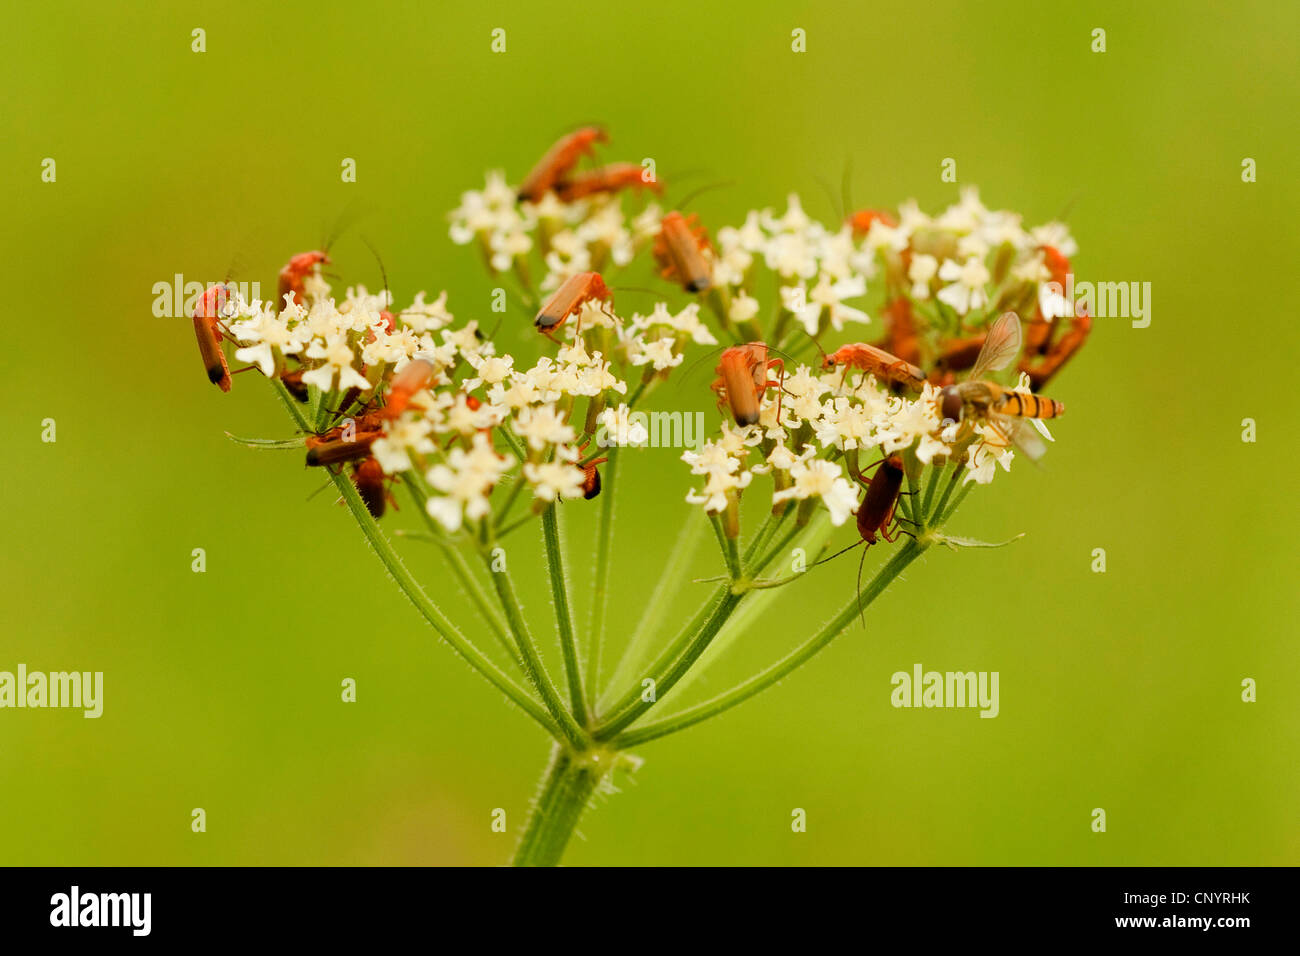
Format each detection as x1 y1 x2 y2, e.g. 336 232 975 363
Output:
615 539 925 747
936 480 974 525
541 504 588 727
323 464 564 741
750 515 812 577
272 380 558 735
741 511 777 569
918 463 943 525
513 744 605 866
671 513 833 699
404 480 524 674
930 464 964 524
710 514 741 578
584 447 619 712
486 548 589 749
597 583 732 727
595 589 745 740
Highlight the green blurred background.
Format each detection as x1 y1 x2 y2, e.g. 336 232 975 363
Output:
2 0 1296 865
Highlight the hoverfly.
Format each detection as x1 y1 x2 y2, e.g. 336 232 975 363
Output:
937 311 1064 461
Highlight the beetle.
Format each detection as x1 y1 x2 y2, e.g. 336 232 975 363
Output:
278 250 330 308
710 343 785 427
534 272 613 340
555 163 663 202
653 211 713 293
192 282 234 391
516 127 609 203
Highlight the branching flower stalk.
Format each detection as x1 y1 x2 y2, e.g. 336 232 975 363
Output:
191 135 1090 865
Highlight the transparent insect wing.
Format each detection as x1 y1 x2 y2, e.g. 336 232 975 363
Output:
969 311 1023 381
1003 415 1048 462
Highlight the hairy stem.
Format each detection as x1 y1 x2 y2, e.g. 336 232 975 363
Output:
541 504 589 727
513 744 605 866
486 547 589 749
615 539 925 747
404 479 523 674
584 447 620 712
595 589 745 740
273 380 559 736
326 466 564 741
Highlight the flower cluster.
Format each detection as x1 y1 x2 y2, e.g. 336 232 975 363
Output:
448 170 662 295
198 129 1086 548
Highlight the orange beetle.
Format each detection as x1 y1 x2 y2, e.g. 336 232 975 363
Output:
710 343 784 427
555 163 663 202
192 282 233 392
516 127 609 203
278 250 330 308
822 342 926 391
845 208 898 239
380 358 435 419
653 211 712 293
534 272 612 340
352 457 395 519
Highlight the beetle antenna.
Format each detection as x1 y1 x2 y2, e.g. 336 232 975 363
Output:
802 329 829 365
360 235 392 307
322 200 362 253
675 179 734 212
813 173 840 221
856 546 869 628
809 538 865 569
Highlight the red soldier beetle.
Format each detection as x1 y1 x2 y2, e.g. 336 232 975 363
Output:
305 430 382 467
820 341 926 392
653 211 713 293
573 442 610 500
813 454 915 625
846 208 898 239
278 250 330 308
534 271 613 340
516 126 609 203
192 282 234 391
555 163 663 202
1019 307 1090 392
710 343 785 427
380 358 435 419
352 457 397 519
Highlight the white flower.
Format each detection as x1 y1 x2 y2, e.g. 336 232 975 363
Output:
301 333 371 393
803 273 870 335
729 291 760 323
463 353 514 391
513 405 576 450
523 460 586 502
1030 221 1078 258
372 415 437 473
771 459 859 526
963 429 1014 484
684 466 752 513
908 254 939 299
424 433 513 531
936 257 990 315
